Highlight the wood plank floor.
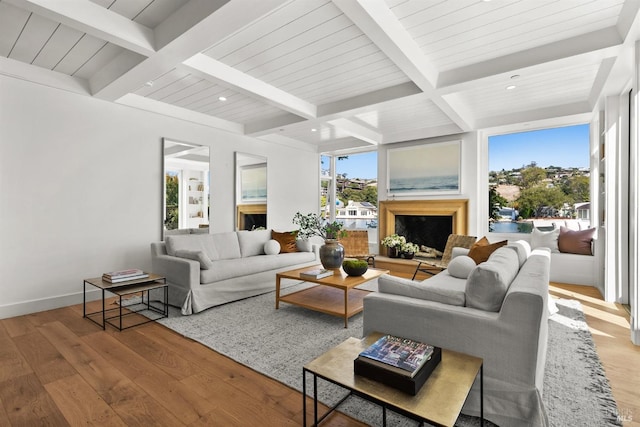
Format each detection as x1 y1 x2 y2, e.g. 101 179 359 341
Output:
1 281 638 426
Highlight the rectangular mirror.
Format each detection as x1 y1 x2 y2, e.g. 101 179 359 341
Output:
235 152 267 230
163 138 210 239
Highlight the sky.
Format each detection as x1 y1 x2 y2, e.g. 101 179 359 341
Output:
326 123 590 179
489 124 590 171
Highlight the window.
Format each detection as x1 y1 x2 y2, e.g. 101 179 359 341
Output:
488 124 590 233
320 151 378 230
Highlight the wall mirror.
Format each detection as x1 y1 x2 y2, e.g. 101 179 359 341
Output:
235 152 267 230
163 138 210 239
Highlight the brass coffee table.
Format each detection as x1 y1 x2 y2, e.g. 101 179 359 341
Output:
275 265 388 328
303 332 483 427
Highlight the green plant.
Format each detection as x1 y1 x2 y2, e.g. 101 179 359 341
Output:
342 259 368 269
292 212 347 240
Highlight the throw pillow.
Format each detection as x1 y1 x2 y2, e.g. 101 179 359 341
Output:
264 239 281 255
175 249 214 270
447 255 476 279
558 226 595 255
467 237 507 264
530 227 560 252
271 230 298 253
465 247 519 312
506 240 531 268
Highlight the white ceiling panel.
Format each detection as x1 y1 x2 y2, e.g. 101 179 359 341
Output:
354 95 455 134
1 0 636 151
458 62 600 119
7 12 59 64
391 0 625 71
0 2 30 57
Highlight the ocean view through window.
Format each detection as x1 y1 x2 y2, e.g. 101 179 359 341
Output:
489 124 590 233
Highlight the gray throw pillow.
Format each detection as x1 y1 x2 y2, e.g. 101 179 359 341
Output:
175 249 214 270
465 247 519 312
447 255 476 279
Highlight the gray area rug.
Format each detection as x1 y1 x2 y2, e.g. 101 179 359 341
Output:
157 281 621 426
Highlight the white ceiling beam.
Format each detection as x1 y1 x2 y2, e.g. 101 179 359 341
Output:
383 124 464 145
116 93 243 134
475 102 592 130
245 114 308 137
93 0 290 101
327 118 382 145
5 0 155 56
182 53 317 120
0 56 90 95
318 82 421 117
438 27 624 94
257 134 318 152
332 0 473 132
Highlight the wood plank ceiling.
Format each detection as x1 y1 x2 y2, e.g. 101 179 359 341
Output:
0 0 637 152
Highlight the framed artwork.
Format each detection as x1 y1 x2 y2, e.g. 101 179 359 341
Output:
240 163 267 202
387 140 461 195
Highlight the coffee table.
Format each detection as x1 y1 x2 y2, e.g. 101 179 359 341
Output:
275 265 389 328
302 332 483 427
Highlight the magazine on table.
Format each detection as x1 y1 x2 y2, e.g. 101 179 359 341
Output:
357 334 434 377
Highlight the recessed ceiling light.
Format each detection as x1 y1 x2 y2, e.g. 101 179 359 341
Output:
144 81 154 87
218 96 227 101
506 85 517 90
510 74 520 80
311 128 317 132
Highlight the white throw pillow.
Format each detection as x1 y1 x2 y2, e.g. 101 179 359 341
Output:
447 256 476 279
264 239 281 255
530 228 560 252
175 249 214 270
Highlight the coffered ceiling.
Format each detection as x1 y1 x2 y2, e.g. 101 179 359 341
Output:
1 0 639 153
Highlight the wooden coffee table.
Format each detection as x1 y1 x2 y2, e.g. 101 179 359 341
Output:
275 265 389 328
303 332 483 427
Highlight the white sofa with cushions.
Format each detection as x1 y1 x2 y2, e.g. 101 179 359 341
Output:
363 241 551 427
150 229 318 315
490 220 597 286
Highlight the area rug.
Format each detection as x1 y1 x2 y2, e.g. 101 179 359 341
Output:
157 282 621 426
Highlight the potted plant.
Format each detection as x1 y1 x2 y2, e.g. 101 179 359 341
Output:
380 234 406 258
400 241 420 259
342 259 368 276
293 212 347 269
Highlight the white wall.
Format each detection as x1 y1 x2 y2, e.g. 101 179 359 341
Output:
377 132 482 236
0 75 318 318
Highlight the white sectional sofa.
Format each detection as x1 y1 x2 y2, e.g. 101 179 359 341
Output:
150 229 319 315
363 241 551 427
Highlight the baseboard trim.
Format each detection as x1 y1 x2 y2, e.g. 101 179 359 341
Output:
0 288 102 320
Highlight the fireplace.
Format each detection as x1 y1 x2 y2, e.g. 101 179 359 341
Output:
237 204 267 231
379 200 469 254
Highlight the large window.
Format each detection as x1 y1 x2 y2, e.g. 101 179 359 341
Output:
320 151 378 230
488 124 590 233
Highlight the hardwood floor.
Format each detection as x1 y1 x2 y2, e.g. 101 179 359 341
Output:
1 281 638 426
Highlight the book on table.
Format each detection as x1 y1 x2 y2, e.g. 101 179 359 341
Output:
103 268 144 279
300 268 334 279
354 334 442 395
102 269 148 283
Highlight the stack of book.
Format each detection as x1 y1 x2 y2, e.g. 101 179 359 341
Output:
300 268 334 279
102 269 149 283
354 334 441 395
